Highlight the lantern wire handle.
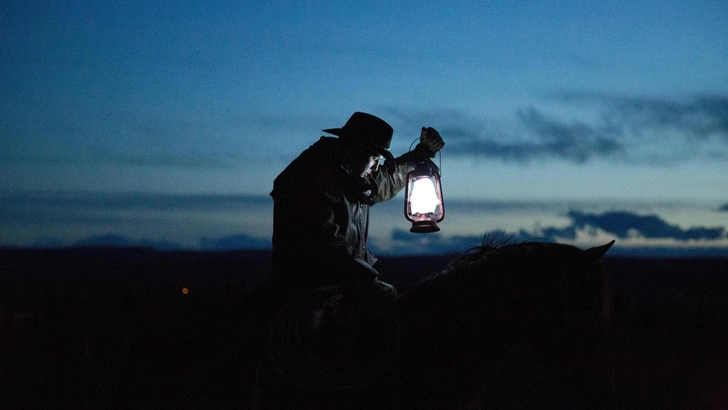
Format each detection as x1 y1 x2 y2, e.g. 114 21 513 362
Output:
407 137 442 173
407 137 418 152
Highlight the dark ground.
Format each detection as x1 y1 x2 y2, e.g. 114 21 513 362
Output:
1 247 727 409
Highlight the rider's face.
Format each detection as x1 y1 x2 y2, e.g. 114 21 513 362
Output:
349 151 383 178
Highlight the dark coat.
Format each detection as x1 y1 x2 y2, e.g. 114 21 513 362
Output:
270 137 414 291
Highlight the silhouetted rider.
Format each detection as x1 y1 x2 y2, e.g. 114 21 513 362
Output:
270 112 444 301
241 112 443 405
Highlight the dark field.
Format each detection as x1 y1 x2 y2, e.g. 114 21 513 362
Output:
1 248 727 409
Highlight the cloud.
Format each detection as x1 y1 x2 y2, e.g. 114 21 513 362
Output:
381 94 728 164
556 93 728 142
515 108 623 162
393 105 624 163
0 111 236 169
544 210 726 242
45 232 271 251
375 208 727 256
20 208 728 256
554 93 728 162
2 103 320 169
1 192 274 245
1 191 271 216
96 151 229 169
9 193 728 255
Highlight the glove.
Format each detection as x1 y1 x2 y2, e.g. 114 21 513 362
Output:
390 126 444 170
347 276 397 304
419 127 445 156
370 279 397 302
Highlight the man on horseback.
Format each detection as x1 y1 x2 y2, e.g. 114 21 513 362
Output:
269 112 444 302
242 112 443 406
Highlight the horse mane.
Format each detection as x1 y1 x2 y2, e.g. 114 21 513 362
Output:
399 235 611 339
395 235 547 345
440 234 526 275
405 234 546 297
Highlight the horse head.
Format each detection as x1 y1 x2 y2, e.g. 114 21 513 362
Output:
395 239 615 408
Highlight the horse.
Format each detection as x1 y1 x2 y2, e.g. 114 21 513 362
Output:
252 240 615 409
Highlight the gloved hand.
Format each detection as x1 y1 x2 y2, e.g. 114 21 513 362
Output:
348 276 397 304
419 127 445 157
370 278 397 302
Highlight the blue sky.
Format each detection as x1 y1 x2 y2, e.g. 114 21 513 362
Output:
2 0 727 255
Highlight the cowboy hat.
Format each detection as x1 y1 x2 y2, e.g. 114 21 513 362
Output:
323 112 395 162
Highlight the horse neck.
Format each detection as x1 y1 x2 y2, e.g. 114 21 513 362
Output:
394 276 524 400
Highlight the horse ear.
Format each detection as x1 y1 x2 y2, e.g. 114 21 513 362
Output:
584 240 615 262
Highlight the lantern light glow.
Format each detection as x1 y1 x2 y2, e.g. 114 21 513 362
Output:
404 162 444 233
409 178 440 214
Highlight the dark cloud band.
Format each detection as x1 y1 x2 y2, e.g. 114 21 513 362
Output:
383 94 728 164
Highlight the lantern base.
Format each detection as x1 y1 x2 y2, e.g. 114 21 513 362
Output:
410 220 440 233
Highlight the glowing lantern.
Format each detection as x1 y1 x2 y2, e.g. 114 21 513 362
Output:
404 162 444 233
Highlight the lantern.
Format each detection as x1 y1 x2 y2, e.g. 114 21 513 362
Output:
404 162 444 233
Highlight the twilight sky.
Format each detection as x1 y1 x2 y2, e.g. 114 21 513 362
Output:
2 0 728 255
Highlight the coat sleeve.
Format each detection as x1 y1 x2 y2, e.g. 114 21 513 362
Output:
370 152 438 203
370 157 411 203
